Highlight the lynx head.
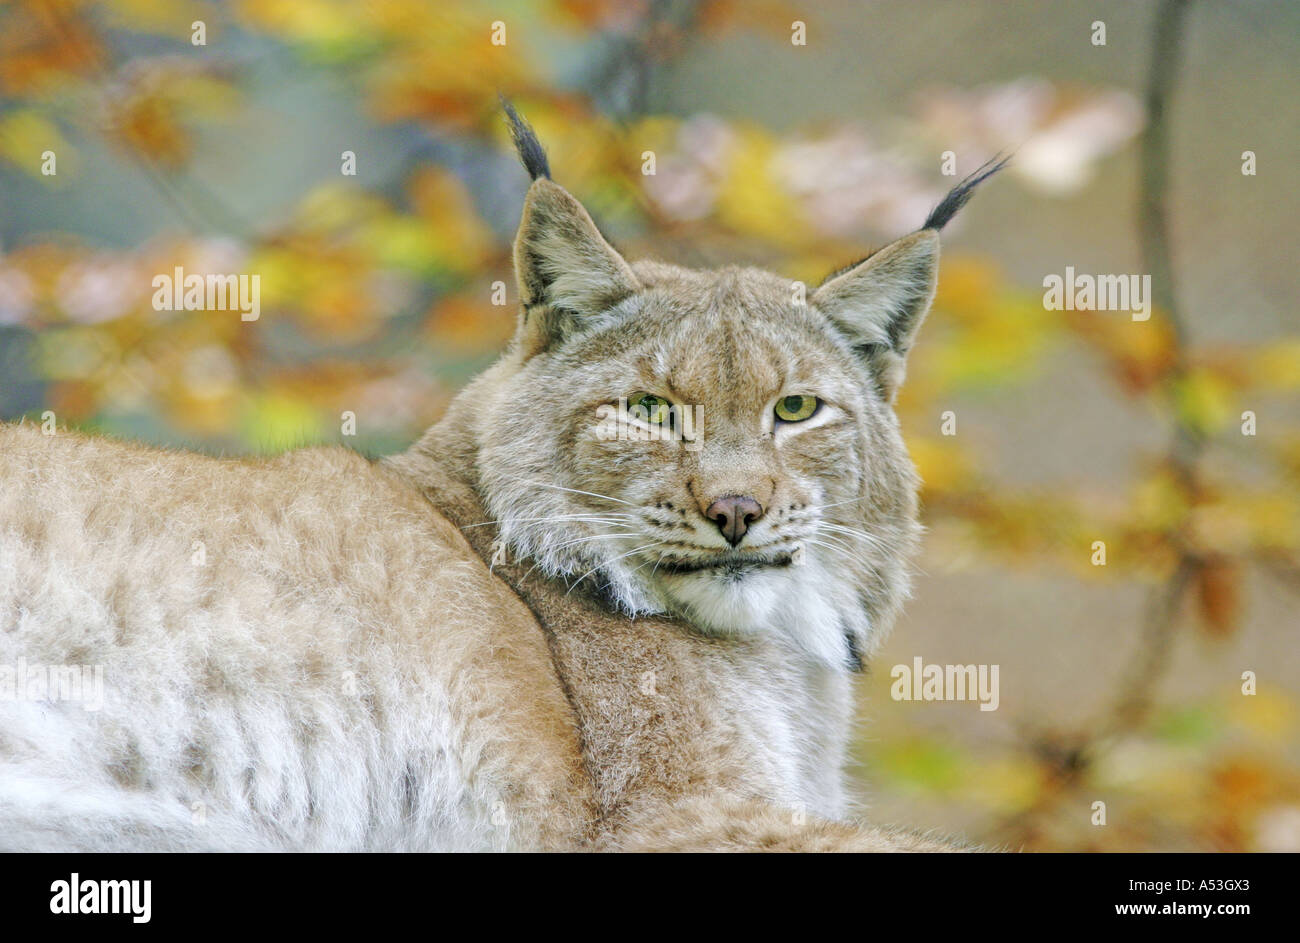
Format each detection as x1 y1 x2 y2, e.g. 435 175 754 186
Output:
474 103 1004 670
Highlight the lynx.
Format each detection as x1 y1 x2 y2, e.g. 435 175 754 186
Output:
0 106 1002 851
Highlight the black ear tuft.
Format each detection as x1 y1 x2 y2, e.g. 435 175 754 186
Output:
923 153 1010 231
500 95 551 181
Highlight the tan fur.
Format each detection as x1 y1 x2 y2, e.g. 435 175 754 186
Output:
607 796 971 852
0 424 590 849
0 163 980 851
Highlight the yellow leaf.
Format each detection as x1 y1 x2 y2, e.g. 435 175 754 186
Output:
239 392 323 453
0 110 75 178
102 0 211 34
1225 687 1296 743
234 0 356 48
1173 368 1233 437
1132 465 1190 531
906 435 974 495
713 127 811 246
1251 339 1300 391
964 756 1042 812
408 168 494 275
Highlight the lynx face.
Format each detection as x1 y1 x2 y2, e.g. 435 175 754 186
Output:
480 259 923 668
477 107 1000 669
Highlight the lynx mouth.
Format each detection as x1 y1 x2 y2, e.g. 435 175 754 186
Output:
654 550 796 576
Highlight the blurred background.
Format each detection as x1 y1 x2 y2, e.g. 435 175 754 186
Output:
1 0 1296 850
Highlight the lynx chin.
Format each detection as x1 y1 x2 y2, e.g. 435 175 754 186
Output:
0 103 1004 852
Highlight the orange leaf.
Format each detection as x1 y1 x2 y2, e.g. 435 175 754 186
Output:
1195 556 1242 639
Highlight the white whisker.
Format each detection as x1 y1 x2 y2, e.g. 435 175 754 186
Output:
805 497 865 513
519 531 636 580
818 521 889 551
565 542 664 595
495 475 640 508
802 536 869 567
462 513 635 530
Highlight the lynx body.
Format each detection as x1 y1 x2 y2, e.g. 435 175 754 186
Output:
0 110 1001 851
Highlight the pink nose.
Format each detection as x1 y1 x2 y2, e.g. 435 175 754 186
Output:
705 495 764 546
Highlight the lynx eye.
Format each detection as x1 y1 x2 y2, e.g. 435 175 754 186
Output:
774 395 819 423
627 392 672 424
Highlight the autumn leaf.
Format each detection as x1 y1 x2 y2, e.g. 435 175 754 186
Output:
1193 555 1242 638
239 390 324 453
0 108 75 177
1249 339 1300 391
712 126 812 247
1172 368 1234 439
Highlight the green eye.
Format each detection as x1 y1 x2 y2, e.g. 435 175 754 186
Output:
774 394 819 422
628 392 672 424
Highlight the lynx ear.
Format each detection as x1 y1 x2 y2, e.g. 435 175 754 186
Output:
813 154 1008 399
811 230 940 401
513 177 639 320
503 102 638 352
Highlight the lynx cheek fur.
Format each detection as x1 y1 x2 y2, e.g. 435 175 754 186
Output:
0 107 1001 851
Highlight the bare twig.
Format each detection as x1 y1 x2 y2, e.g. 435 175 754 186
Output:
992 0 1200 846
1138 0 1193 347
1108 0 1200 730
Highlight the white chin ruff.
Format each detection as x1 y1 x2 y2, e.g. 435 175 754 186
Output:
515 527 864 669
657 562 855 668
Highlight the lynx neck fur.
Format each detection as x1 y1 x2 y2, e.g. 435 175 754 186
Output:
0 108 1002 851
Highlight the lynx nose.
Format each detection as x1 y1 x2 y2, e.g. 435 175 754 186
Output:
706 494 764 547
